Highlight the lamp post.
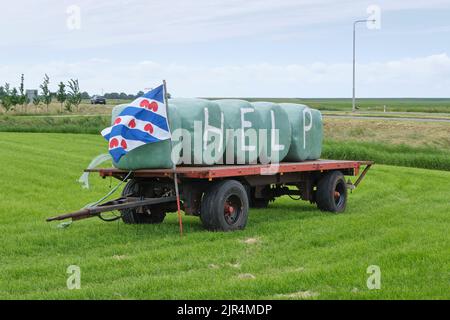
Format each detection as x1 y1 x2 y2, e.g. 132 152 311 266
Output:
352 19 376 112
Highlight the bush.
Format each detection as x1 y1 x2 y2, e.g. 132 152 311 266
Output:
0 115 110 134
323 140 450 171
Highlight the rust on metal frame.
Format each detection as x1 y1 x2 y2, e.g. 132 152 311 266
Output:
86 160 373 180
353 162 373 187
46 196 178 222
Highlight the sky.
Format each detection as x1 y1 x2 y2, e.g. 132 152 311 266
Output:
1 0 450 97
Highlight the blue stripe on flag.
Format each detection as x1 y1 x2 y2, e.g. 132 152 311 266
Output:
143 84 164 103
109 148 127 164
118 107 169 132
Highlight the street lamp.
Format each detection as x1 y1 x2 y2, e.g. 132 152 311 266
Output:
352 19 376 112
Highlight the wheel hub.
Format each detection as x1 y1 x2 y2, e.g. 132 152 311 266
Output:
223 195 242 225
224 203 235 214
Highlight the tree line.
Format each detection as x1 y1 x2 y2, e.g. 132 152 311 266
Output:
0 74 82 113
104 92 144 100
0 75 155 114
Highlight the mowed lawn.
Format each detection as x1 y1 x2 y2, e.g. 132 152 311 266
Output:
0 132 449 300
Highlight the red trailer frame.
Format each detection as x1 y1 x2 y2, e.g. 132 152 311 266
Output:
48 160 373 231
87 160 371 180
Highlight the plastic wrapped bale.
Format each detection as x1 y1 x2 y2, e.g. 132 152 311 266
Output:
251 102 292 164
279 103 323 161
170 98 226 166
214 100 262 164
112 103 181 169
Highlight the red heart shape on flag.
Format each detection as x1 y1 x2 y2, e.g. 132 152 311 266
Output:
140 99 150 108
121 139 128 149
114 117 122 125
128 119 136 128
144 123 154 134
109 138 119 149
149 101 159 112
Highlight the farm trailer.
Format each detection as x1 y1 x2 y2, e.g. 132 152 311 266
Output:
47 160 373 231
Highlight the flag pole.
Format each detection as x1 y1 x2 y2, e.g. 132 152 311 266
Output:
163 80 183 237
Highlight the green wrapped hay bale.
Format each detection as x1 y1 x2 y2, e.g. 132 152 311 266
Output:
307 108 323 160
107 99 322 169
113 103 181 169
251 102 291 164
110 99 226 168
279 103 323 161
171 98 226 166
214 99 262 164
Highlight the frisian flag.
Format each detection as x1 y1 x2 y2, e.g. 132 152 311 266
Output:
101 84 171 163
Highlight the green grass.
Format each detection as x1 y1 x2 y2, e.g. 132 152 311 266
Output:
323 140 450 171
0 115 109 134
209 98 450 113
0 132 449 299
0 116 449 171
4 98 450 116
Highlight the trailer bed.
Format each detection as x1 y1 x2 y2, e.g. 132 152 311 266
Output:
49 159 373 228
86 159 373 180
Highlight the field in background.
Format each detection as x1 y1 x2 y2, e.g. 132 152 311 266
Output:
2 98 450 116
0 115 110 134
210 98 450 113
323 119 450 171
1 114 448 171
0 100 115 116
0 132 449 299
324 118 450 148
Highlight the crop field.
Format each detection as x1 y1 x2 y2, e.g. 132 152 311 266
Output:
0 114 110 134
0 101 115 116
210 98 450 113
0 132 449 299
3 98 450 116
323 118 450 171
1 115 448 170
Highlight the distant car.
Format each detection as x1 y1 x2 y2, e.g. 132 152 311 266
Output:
91 96 106 105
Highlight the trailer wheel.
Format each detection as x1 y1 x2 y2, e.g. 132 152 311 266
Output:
200 180 249 231
316 171 347 213
120 180 166 224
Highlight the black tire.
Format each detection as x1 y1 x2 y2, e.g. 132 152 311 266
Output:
316 171 347 213
200 180 249 231
120 180 166 224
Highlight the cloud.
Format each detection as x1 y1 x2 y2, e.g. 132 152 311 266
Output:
2 54 449 97
2 1 450 97
1 0 450 48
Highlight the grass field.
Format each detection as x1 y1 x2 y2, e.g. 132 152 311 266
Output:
1 115 448 170
324 118 450 148
209 98 450 113
1 101 115 116
3 98 450 116
323 111 450 120
0 132 449 299
0 115 110 134
322 118 450 171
